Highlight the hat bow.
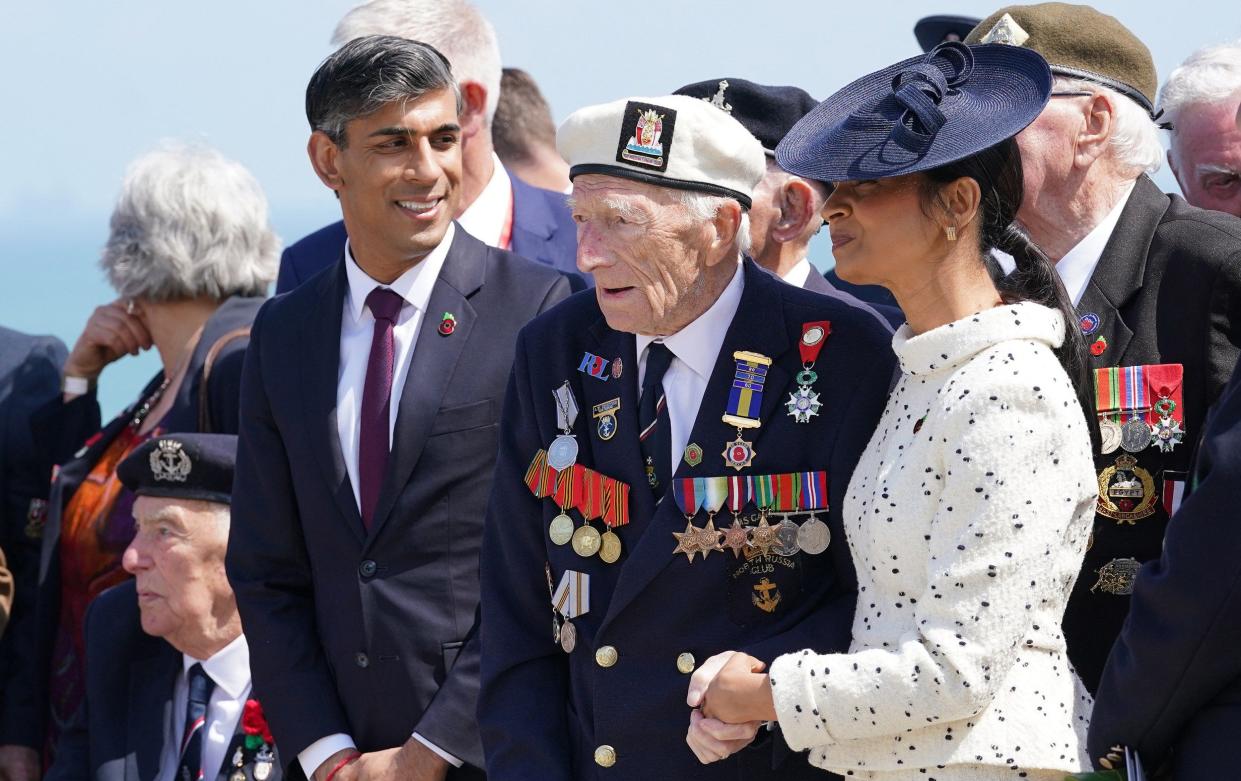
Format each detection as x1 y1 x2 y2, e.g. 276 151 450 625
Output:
889 42 974 151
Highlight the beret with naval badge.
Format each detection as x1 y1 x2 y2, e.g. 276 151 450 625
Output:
672 78 819 156
117 432 238 506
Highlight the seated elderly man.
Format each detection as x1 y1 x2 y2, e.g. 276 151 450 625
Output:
46 434 281 781
477 95 895 778
1160 40 1241 217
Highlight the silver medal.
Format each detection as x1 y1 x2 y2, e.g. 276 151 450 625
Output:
797 516 831 554
774 518 800 556
547 434 579 471
1120 419 1150 453
1099 418 1122 454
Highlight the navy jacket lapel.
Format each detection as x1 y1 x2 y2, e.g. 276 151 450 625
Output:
603 262 792 625
368 226 484 542
127 644 180 781
299 257 367 543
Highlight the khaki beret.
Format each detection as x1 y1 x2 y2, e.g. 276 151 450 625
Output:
557 95 765 208
966 3 1157 116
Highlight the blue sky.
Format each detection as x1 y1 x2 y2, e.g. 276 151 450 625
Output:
1 0 1236 416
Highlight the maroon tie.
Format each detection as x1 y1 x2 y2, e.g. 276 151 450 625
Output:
359 287 405 528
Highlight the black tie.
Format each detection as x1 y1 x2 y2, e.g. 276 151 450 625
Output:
177 663 216 781
639 343 675 496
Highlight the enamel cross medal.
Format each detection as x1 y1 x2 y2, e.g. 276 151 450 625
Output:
786 322 830 423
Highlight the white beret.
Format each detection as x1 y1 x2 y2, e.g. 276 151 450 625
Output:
556 95 766 208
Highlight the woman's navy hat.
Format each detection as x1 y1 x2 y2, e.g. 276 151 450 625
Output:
775 42 1052 183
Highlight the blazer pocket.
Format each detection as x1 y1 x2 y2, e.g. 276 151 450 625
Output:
429 399 495 436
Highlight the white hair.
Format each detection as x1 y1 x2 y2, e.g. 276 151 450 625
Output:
333 0 502 123
1053 76 1163 176
678 191 752 257
101 143 280 302
1159 40 1241 150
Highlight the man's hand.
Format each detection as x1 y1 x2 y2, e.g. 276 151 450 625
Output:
700 652 777 725
0 745 41 781
686 650 737 709
328 739 450 781
63 300 153 386
685 708 760 764
312 748 360 781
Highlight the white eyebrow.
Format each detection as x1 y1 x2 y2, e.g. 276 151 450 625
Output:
1197 162 1241 178
565 194 653 222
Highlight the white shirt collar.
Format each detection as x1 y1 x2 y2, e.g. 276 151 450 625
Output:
780 258 813 287
637 261 744 381
182 633 250 700
343 222 455 324
457 153 513 248
1055 180 1136 306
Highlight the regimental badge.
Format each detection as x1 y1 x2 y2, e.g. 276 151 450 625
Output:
611 358 623 380
592 398 621 442
150 440 192 483
1079 312 1101 336
616 101 677 172
1097 454 1157 523
25 498 48 540
1091 557 1142 595
683 442 703 467
980 12 1030 46
701 80 733 113
577 352 611 381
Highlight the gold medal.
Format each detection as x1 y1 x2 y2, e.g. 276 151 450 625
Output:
599 529 622 563
571 524 602 557
549 513 574 545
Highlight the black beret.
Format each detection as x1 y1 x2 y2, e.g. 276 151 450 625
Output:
673 78 818 155
118 433 237 505
914 15 982 52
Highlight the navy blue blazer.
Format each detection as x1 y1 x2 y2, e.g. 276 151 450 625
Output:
800 266 903 330
226 227 571 776
1088 360 1241 779
0 297 262 751
478 260 896 780
45 581 283 781
275 175 584 293
823 268 900 310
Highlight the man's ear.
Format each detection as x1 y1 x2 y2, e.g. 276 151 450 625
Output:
459 81 489 139
704 201 742 267
308 131 344 192
1074 92 1115 169
771 179 819 244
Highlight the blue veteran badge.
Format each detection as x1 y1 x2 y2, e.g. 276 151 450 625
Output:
592 398 620 441
577 352 611 381
1079 312 1101 336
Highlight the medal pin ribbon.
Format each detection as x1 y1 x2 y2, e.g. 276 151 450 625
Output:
548 381 580 471
697 477 728 558
721 351 770 470
771 472 802 556
722 475 753 557
748 474 779 556
797 470 831 554
552 569 590 653
671 477 708 562
786 322 829 423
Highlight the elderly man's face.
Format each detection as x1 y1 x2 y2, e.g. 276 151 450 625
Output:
316 88 463 266
1170 98 1241 217
122 496 235 655
1013 97 1085 226
570 175 726 335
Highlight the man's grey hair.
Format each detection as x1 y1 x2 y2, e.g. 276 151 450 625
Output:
1054 77 1163 177
101 143 279 303
1159 40 1241 150
679 191 752 258
333 0 501 123
307 35 460 146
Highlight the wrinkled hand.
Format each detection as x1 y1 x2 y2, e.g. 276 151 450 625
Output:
0 745 41 781
350 740 448 781
685 708 761 764
63 300 152 382
686 650 737 709
700 652 777 725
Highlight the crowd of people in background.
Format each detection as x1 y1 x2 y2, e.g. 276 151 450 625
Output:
2 2 1241 780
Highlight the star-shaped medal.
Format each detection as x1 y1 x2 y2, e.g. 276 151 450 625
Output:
722 435 756 471
722 519 750 557
672 521 703 563
785 386 822 423
749 516 778 556
696 518 724 560
1150 417 1184 453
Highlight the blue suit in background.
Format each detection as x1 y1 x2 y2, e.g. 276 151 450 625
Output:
276 175 586 293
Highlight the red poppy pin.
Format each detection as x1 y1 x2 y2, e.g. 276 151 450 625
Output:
242 699 274 749
438 312 457 336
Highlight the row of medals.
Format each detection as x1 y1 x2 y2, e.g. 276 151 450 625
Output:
546 431 624 563
1098 408 1181 454
677 511 831 561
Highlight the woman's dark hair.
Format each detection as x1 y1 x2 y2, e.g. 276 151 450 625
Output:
918 137 1098 449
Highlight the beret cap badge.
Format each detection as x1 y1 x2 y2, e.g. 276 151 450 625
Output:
150 439 193 483
979 13 1030 46
616 102 676 172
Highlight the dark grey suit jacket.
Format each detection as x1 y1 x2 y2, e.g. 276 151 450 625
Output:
45 581 283 781
226 226 571 776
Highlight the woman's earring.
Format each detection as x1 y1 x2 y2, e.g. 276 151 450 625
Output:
945 226 957 242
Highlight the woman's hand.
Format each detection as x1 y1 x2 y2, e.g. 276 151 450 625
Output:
700 651 777 724
685 708 761 764
63 300 152 384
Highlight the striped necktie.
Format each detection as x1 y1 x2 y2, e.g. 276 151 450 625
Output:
176 663 216 781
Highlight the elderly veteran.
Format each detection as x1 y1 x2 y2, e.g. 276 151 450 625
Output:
672 78 900 325
46 433 282 781
1160 40 1241 218
965 3 1241 693
0 144 276 779
476 94 895 779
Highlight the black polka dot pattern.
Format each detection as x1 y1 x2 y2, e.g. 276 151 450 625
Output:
769 304 1096 779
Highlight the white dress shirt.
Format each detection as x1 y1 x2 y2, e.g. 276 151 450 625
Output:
299 225 463 777
780 257 813 288
158 635 252 781
456 153 514 250
636 262 744 469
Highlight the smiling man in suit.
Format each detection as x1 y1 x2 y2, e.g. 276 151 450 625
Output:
276 0 583 293
477 94 894 779
226 36 570 781
46 433 282 781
